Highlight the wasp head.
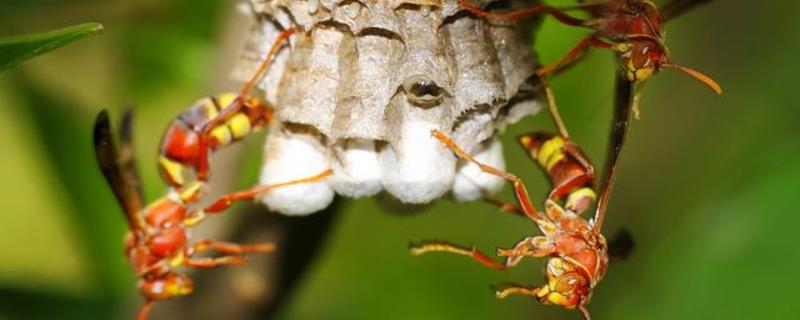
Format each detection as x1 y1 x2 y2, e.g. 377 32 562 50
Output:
616 38 722 94
536 257 593 309
616 38 667 83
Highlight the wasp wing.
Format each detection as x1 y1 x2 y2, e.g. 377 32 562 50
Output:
592 75 633 232
118 108 145 207
660 0 713 22
93 110 143 231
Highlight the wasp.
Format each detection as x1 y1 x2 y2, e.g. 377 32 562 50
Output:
410 82 621 319
458 0 721 237
94 110 331 320
459 0 721 95
158 28 295 188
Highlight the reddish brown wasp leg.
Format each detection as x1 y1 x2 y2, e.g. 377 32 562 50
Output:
495 285 541 299
562 143 595 177
410 242 508 270
458 0 585 25
537 36 613 78
137 300 154 320
496 236 553 266
540 78 570 139
193 28 297 181
239 28 297 98
185 241 275 270
540 77 594 173
578 305 593 320
192 239 275 255
539 80 596 203
498 284 595 320
431 130 545 222
483 196 524 217
185 255 248 269
202 169 332 214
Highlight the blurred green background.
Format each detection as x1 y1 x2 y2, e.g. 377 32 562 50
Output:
1 0 798 319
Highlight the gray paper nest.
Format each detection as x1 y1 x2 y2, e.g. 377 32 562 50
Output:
233 0 541 215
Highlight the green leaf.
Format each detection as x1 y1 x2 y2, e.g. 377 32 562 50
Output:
0 22 103 71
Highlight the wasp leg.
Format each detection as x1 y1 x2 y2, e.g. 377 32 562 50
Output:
483 196 525 217
495 284 542 299
540 81 596 205
410 242 508 270
192 239 275 255
185 256 248 269
537 35 612 78
458 0 585 25
539 78 572 140
137 300 154 320
202 169 332 214
193 28 296 181
431 130 544 222
496 236 554 266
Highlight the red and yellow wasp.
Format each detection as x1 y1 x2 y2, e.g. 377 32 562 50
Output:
94 110 330 320
411 80 626 319
459 0 721 95
460 0 722 170
94 26 336 319
158 28 295 188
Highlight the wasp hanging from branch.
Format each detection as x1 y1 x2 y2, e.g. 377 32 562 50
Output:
459 0 721 95
159 28 295 188
410 81 622 319
94 110 331 320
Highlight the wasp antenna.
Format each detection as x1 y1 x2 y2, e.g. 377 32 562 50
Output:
663 63 722 95
239 28 296 97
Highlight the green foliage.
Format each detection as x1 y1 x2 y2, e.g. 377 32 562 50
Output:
0 22 103 71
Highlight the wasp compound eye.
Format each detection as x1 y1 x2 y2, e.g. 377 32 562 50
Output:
403 75 445 107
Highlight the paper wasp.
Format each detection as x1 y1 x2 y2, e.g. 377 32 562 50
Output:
94 110 331 320
459 0 721 95
457 1 721 258
158 28 295 188
410 81 626 319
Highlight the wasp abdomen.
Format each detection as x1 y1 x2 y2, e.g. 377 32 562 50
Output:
158 93 264 187
519 133 595 213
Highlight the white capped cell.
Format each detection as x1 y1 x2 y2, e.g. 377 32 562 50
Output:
452 137 506 202
380 120 456 204
329 139 383 198
259 125 334 216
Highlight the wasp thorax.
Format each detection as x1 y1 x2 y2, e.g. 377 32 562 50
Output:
403 75 445 107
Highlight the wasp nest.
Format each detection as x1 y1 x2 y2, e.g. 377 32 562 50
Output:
234 0 540 215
